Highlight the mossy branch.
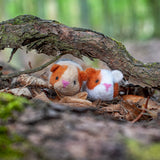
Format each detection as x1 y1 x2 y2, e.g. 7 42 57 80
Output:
0 15 160 88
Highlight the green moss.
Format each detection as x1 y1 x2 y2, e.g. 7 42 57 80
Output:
0 93 30 120
0 25 5 33
1 33 20 45
5 15 41 25
145 62 160 68
0 126 24 160
0 125 45 160
126 139 160 160
0 93 33 160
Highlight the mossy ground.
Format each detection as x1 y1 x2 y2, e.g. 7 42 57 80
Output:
126 139 160 160
0 92 30 120
0 93 30 160
0 126 24 160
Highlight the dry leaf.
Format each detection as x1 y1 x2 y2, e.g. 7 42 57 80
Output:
0 87 32 98
123 94 160 120
140 99 160 110
96 104 121 114
72 92 88 100
59 96 92 107
50 91 93 107
33 92 51 103
96 100 148 121
122 95 144 103
17 74 52 88
122 100 148 121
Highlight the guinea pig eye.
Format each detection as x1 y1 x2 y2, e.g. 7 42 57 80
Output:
95 79 99 83
73 80 76 85
55 76 59 80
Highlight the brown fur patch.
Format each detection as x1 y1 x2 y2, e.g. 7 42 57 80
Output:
78 69 87 89
113 83 119 97
50 64 68 86
50 64 60 72
85 68 101 90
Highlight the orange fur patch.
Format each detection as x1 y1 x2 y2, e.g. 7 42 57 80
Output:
85 68 101 90
50 64 68 86
113 83 119 97
78 69 87 89
50 64 60 72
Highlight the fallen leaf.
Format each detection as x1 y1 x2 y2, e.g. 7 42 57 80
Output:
123 95 160 120
0 87 32 98
50 91 93 107
131 97 149 123
122 95 144 103
17 74 52 88
59 96 92 107
33 92 51 103
72 92 88 100
96 104 121 114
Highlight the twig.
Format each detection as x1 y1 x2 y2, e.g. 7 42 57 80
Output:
28 61 32 69
0 66 3 71
8 48 18 63
131 96 149 123
0 55 61 80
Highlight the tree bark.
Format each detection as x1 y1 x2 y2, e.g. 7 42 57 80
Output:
0 15 160 88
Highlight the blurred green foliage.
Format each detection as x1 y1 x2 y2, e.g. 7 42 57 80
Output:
0 126 24 160
0 93 31 160
126 139 160 160
0 0 160 40
0 93 30 121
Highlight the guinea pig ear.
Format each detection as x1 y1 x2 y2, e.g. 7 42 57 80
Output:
80 71 87 81
85 68 96 75
50 64 60 72
111 70 123 83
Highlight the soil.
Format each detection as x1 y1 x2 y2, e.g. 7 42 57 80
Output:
8 100 160 160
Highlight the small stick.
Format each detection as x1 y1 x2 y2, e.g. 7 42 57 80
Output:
0 55 61 80
131 96 149 123
28 61 32 69
0 66 3 71
8 48 18 63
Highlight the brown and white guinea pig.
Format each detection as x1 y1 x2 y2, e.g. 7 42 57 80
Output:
84 68 123 101
49 60 87 96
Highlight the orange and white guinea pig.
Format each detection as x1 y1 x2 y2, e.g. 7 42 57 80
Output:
49 60 87 96
85 68 123 101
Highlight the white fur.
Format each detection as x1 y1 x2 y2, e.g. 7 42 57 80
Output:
111 70 123 83
85 69 114 101
57 60 83 70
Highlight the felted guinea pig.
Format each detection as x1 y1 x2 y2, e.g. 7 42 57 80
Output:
84 68 123 101
49 60 87 96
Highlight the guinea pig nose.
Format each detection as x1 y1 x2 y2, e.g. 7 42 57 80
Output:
62 80 70 88
103 83 112 92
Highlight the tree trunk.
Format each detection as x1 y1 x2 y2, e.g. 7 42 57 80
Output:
0 15 160 88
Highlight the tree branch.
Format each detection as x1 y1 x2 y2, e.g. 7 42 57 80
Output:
0 15 160 88
0 55 60 80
